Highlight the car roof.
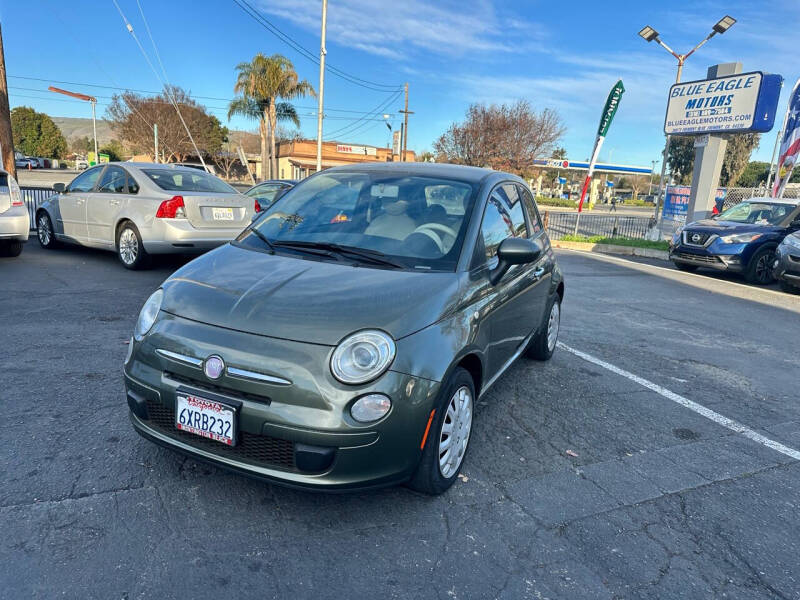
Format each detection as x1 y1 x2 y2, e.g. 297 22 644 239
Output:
116 161 209 173
323 161 497 183
739 197 800 205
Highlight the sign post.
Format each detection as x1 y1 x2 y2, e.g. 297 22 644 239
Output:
578 80 625 212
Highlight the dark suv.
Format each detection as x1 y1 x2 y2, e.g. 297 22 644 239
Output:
670 199 800 284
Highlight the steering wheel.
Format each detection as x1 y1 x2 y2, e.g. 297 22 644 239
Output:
411 223 458 254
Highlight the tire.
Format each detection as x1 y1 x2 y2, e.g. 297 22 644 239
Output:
674 262 698 272
37 211 59 249
116 222 150 270
744 247 776 285
407 367 475 495
525 294 561 361
780 279 799 294
2 240 24 257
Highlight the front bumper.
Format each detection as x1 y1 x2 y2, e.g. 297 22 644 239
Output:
0 206 30 241
773 244 800 286
142 219 246 254
669 238 749 272
124 312 441 490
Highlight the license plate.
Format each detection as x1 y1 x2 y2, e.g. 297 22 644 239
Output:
211 207 234 221
175 394 236 445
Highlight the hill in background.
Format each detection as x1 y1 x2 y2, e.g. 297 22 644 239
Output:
51 117 115 146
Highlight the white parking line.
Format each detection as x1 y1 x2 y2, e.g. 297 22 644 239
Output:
558 342 800 461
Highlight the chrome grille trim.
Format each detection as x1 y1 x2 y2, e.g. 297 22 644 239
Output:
226 366 292 386
155 349 203 367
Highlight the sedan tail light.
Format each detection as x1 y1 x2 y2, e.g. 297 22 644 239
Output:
9 178 23 206
155 196 186 219
254 199 262 213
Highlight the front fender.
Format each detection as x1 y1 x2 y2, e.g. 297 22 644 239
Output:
35 196 62 234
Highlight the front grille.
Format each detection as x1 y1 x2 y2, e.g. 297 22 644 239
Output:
683 231 711 246
164 371 271 405
144 399 296 472
676 252 721 264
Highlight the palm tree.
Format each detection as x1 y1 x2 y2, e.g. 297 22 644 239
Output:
229 53 314 179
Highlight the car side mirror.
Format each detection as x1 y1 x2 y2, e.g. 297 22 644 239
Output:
53 183 66 193
489 237 542 285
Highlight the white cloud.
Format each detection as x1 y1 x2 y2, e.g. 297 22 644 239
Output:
252 0 547 59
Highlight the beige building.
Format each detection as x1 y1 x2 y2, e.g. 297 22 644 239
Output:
251 139 415 180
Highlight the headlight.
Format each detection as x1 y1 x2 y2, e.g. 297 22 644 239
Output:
721 232 762 244
781 235 800 250
331 330 395 384
134 289 163 341
350 394 392 422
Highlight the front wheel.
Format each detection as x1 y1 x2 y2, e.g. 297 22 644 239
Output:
37 212 58 249
116 222 150 270
407 367 474 495
744 247 776 285
525 294 561 361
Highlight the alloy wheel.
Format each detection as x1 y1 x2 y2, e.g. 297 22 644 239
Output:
755 252 775 284
119 228 139 266
547 301 561 352
438 385 473 478
37 215 51 245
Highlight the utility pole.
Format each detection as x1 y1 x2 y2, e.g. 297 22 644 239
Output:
315 0 328 173
48 86 99 164
153 124 158 163
0 23 16 180
398 83 414 161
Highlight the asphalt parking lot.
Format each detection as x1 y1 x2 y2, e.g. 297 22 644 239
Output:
2 241 800 599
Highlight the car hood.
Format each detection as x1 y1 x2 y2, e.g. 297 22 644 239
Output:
684 219 783 235
160 243 462 345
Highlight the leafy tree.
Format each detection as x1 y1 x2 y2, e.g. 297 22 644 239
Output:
433 101 565 175
11 106 68 158
99 139 125 162
551 146 567 160
736 161 770 187
107 86 227 163
229 53 315 179
668 133 761 187
70 135 93 155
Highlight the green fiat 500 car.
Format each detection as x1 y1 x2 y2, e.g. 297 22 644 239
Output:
125 162 564 494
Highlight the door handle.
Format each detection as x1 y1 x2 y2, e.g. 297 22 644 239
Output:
533 267 546 279
110 199 121 206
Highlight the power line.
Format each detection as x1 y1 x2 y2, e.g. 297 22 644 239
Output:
231 0 402 93
324 89 402 139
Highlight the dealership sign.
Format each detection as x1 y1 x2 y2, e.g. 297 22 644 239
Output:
664 71 783 135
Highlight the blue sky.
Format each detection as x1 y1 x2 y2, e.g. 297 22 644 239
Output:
2 0 799 168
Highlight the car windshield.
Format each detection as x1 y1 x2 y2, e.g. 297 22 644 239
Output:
239 170 479 271
142 168 236 194
717 201 795 226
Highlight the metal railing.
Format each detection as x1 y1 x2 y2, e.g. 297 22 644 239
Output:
21 186 55 230
542 211 654 240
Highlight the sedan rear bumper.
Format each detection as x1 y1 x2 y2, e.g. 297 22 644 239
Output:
142 219 246 254
0 206 30 241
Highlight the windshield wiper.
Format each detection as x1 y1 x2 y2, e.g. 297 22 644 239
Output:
272 241 404 269
248 227 276 254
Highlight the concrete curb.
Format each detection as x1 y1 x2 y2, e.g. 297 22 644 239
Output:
552 240 670 261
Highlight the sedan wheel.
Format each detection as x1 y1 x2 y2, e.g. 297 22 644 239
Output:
37 213 57 249
745 248 776 285
438 385 473 479
116 223 150 270
546 301 560 353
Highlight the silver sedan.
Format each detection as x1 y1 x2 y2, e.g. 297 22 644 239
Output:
0 169 30 258
35 162 254 269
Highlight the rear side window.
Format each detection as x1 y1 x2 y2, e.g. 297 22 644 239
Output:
518 184 543 234
143 169 236 194
97 166 127 193
69 167 103 192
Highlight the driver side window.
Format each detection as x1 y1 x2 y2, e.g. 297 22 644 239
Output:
68 167 103 193
477 185 528 267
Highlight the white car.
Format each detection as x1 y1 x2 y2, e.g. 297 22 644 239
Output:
35 162 254 269
0 170 30 257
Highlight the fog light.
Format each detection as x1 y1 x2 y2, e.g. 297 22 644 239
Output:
350 394 391 423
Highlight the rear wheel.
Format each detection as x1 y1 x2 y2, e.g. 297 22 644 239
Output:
37 212 58 249
0 240 23 257
525 294 561 361
407 367 474 495
116 222 150 270
744 247 776 285
674 262 698 272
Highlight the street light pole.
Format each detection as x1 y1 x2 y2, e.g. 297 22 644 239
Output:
48 86 100 165
638 16 736 230
315 0 328 173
